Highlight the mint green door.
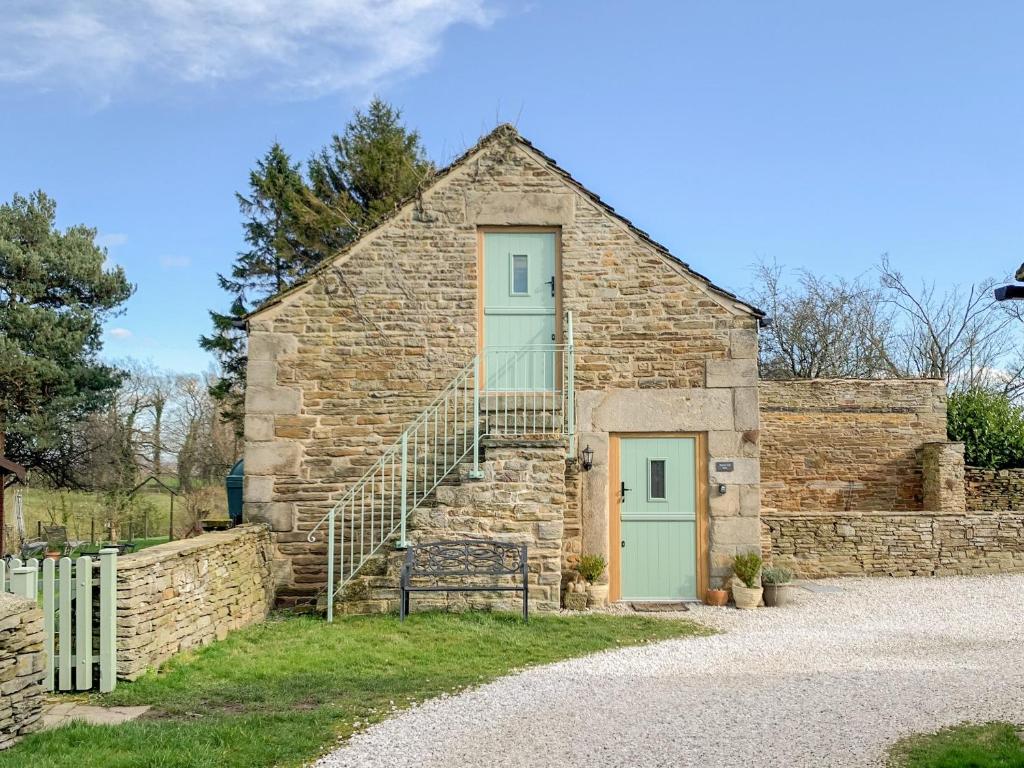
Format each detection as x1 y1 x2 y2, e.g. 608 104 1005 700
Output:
619 437 698 601
482 232 556 391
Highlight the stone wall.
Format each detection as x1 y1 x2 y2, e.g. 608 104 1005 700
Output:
0 593 45 750
922 442 966 511
965 467 1024 511
762 510 1024 577
245 125 760 604
117 525 274 680
760 379 947 512
337 439 567 614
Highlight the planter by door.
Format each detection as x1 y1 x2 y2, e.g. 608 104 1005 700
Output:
586 584 609 608
732 584 763 610
763 583 793 607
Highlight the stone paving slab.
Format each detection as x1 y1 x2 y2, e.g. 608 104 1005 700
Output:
41 701 151 730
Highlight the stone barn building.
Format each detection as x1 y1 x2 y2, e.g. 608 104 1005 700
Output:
243 124 976 613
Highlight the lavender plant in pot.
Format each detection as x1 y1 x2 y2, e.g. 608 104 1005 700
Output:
761 565 794 607
731 552 763 610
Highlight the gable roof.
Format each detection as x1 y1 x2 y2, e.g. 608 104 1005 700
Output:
249 124 764 319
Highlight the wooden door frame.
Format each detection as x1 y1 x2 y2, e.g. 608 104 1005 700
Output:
475 226 563 359
608 432 709 603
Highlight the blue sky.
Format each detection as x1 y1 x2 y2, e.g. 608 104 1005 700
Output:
2 1 1022 373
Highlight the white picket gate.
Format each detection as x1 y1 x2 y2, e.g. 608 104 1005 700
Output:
1 550 117 693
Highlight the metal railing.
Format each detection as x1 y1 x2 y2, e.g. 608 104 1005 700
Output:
309 312 576 621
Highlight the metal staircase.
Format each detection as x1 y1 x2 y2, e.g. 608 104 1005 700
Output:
308 313 576 621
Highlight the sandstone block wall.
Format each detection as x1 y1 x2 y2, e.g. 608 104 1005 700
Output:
116 525 274 680
762 510 1024 577
965 467 1024 511
336 439 567 614
760 379 947 512
922 442 966 511
245 126 760 604
0 593 45 750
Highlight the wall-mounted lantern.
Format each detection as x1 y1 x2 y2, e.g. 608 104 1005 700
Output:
580 445 594 471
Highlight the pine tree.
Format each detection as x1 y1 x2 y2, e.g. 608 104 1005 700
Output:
201 99 434 430
200 143 311 428
0 191 134 483
205 100 434 434
296 97 434 257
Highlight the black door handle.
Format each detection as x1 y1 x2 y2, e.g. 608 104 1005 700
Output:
546 276 555 297
620 481 631 502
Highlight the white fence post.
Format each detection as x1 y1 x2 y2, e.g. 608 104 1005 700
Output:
10 566 35 600
98 548 117 693
42 558 55 690
75 556 93 690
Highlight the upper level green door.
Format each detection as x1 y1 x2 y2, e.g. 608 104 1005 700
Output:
482 232 557 391
619 437 698 601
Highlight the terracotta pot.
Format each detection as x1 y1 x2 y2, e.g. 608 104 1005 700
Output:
705 588 729 607
763 583 793 607
44 551 61 561
586 583 609 608
732 584 763 610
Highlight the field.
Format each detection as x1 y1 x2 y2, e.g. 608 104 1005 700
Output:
2 483 228 554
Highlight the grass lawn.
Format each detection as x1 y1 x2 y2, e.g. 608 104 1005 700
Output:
0 611 706 768
888 723 1024 767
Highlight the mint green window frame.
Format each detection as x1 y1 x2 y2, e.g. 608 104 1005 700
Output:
647 458 668 502
510 253 529 296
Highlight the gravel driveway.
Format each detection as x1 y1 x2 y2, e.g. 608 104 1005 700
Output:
316 574 1024 767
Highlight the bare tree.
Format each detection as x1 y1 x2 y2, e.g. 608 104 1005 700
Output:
168 372 240 490
878 255 1022 392
751 259 896 379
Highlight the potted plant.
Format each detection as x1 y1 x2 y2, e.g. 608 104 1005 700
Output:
577 554 608 608
731 552 763 610
705 582 729 607
563 576 589 611
761 565 794 607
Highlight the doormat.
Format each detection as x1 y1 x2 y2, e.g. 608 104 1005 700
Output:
629 602 689 612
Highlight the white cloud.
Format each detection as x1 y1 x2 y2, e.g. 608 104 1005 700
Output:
0 1 496 100
97 232 128 248
160 255 191 269
109 327 133 339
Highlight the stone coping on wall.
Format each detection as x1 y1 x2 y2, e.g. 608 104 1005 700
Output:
119 524 269 570
762 509 1007 519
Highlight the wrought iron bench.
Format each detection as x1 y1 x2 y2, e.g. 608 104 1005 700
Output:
399 540 529 622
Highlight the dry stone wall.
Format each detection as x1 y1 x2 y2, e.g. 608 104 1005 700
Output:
0 593 45 750
760 379 947 512
245 126 759 604
116 525 274 680
762 510 1024 577
965 467 1024 511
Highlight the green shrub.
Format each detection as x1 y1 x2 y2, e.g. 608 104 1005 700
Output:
761 565 793 585
732 552 762 588
577 554 607 584
947 388 1024 469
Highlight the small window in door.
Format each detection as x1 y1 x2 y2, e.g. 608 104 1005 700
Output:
511 254 529 295
648 459 667 501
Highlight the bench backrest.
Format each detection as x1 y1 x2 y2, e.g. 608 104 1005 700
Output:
404 540 527 578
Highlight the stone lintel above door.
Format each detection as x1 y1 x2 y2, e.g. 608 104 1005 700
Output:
466 192 575 226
